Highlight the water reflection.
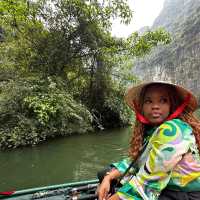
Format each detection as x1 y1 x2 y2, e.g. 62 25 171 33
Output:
0 127 131 191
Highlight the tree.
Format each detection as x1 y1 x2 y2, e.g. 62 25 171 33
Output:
0 0 171 148
0 0 170 76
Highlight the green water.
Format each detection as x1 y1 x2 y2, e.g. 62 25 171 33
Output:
0 127 131 191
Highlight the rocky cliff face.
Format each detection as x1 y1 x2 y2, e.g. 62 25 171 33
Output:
133 0 200 102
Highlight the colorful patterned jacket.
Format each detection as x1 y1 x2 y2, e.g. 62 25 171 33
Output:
112 119 200 200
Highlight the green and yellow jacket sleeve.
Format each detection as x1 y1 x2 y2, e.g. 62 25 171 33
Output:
112 158 133 174
111 127 155 175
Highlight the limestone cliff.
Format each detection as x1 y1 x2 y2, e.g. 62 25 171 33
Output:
133 0 200 102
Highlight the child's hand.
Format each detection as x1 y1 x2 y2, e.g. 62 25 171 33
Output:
97 176 111 200
108 194 120 200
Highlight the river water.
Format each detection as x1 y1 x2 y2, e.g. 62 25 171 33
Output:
0 127 131 191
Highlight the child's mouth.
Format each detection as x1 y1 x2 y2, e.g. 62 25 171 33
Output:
152 113 161 118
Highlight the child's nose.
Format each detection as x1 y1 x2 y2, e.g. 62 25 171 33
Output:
152 103 160 108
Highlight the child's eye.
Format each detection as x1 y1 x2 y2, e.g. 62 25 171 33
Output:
144 99 152 104
160 98 168 103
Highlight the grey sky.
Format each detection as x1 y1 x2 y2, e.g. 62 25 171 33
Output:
112 0 165 37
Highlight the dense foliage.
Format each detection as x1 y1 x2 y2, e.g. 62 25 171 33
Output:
0 0 170 149
0 77 93 148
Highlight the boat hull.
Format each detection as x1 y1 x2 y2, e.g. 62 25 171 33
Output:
0 179 99 200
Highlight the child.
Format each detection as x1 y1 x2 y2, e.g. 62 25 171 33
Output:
98 81 200 200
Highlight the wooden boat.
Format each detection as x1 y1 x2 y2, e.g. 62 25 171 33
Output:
0 179 99 200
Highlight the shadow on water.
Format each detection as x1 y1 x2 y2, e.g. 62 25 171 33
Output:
0 126 131 191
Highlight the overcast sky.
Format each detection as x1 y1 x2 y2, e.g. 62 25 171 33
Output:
111 0 165 37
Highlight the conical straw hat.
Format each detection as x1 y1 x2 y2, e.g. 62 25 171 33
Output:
125 81 198 112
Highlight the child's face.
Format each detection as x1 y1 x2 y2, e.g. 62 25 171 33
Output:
142 85 171 125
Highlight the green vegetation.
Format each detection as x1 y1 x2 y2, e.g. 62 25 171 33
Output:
0 0 170 149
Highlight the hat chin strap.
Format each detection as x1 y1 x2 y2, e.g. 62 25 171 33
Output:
133 93 191 125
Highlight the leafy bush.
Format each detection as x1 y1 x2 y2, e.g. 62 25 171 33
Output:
87 85 133 129
0 77 93 149
103 87 133 128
